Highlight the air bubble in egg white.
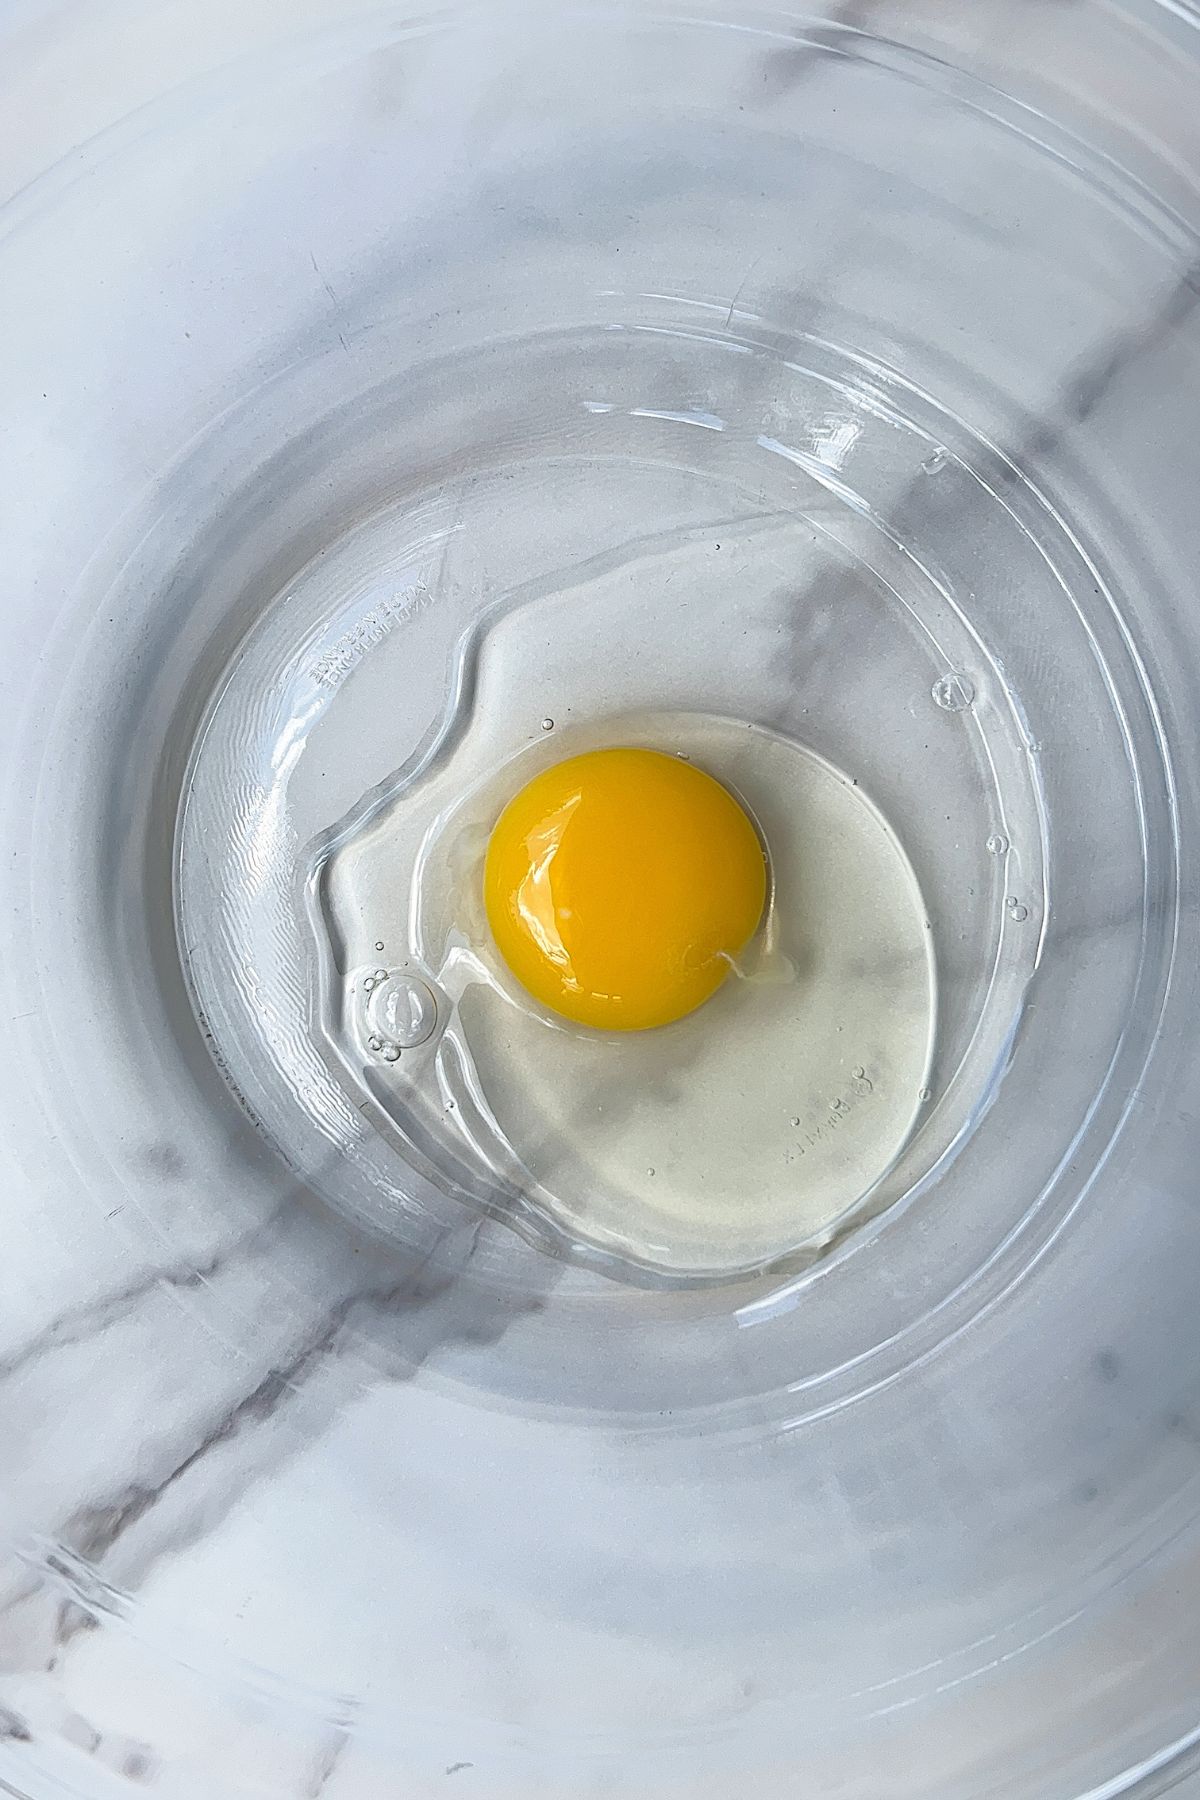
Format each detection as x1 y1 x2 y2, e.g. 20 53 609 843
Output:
369 972 438 1050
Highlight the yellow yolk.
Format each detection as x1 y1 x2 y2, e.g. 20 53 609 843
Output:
483 747 767 1031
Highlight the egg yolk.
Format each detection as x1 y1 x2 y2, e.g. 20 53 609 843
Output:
483 747 766 1031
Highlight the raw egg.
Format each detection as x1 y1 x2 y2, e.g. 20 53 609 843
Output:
483 747 766 1031
311 519 937 1275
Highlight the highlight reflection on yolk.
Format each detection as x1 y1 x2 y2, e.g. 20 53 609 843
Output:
483 747 767 1031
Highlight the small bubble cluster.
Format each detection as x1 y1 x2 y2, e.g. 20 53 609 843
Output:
1006 896 1029 923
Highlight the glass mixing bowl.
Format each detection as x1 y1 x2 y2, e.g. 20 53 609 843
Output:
3 0 1200 1794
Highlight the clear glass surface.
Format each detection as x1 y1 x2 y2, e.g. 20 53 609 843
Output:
3 1 1200 1795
